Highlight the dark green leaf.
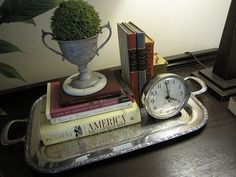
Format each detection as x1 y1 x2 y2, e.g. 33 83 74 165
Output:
0 39 22 53
0 0 62 23
0 62 25 82
22 18 36 26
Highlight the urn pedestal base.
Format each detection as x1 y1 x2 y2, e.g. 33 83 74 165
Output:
63 72 107 96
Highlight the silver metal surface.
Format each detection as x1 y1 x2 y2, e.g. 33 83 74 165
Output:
21 94 208 173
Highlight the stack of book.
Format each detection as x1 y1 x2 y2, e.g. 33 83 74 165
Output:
40 69 141 146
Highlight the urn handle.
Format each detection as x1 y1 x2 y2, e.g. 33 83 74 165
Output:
96 22 112 55
41 30 65 60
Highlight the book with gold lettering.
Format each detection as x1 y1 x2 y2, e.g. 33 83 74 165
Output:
126 22 147 96
144 34 155 81
40 101 141 145
117 22 140 105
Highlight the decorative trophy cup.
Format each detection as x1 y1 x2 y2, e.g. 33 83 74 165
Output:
42 22 112 96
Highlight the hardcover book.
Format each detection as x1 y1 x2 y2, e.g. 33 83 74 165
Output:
59 69 123 107
127 22 154 82
41 101 141 145
153 53 168 75
144 34 155 81
127 22 147 95
46 81 134 124
117 23 140 105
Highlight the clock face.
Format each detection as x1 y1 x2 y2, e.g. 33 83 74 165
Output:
142 74 190 119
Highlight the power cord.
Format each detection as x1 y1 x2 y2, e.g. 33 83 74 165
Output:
185 51 208 69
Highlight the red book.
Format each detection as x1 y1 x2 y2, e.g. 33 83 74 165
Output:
117 23 140 105
59 69 123 107
46 81 134 124
130 71 140 105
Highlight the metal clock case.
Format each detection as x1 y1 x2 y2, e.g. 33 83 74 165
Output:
142 73 207 119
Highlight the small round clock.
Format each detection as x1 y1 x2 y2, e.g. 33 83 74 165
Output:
141 73 191 119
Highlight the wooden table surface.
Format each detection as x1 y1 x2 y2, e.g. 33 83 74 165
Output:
0 62 236 177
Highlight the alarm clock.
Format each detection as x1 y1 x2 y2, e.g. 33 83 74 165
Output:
141 73 206 119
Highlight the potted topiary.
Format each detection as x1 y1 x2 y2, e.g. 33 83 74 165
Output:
42 0 112 96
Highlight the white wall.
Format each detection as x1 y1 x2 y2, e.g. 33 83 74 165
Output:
0 0 231 91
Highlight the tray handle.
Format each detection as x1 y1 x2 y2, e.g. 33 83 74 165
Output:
1 119 27 145
184 76 207 96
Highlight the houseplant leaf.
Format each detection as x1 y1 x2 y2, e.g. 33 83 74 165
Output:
0 0 62 24
0 39 22 53
0 62 25 82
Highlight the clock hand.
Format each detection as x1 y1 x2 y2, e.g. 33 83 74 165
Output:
164 82 177 102
169 97 177 101
164 82 170 100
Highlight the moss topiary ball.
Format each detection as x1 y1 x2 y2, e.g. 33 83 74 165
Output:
51 0 101 41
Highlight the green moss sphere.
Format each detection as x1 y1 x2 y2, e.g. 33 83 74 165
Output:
51 0 101 41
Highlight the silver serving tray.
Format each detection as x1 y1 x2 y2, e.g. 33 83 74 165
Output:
17 93 207 173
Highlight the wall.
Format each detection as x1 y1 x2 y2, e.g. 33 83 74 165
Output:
0 0 231 91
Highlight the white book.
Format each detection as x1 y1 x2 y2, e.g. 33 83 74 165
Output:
40 101 141 146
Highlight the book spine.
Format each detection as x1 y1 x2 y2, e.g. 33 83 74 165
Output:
126 26 140 106
137 44 147 96
126 28 139 94
49 94 132 119
125 22 147 103
145 39 154 81
50 100 133 124
117 23 139 105
138 70 147 94
41 102 141 145
146 53 154 81
117 23 131 86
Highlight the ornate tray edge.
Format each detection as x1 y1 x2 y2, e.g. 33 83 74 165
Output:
24 95 208 173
